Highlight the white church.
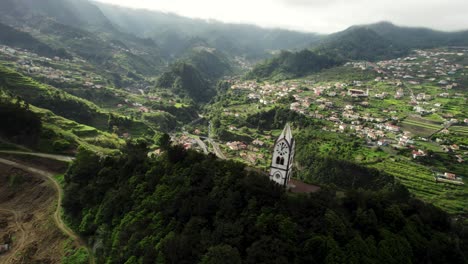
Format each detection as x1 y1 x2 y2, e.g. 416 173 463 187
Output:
269 123 295 187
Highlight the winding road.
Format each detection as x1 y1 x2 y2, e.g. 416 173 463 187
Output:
0 150 75 162
0 157 94 264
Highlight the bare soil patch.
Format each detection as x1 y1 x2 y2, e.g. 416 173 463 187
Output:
0 163 67 263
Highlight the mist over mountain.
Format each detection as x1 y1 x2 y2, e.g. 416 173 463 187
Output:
362 21 468 48
94 2 322 60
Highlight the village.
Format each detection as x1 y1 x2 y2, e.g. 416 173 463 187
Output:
1 44 466 183
0 44 187 124
184 48 467 185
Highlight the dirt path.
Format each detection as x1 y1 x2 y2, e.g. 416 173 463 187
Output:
0 150 75 162
0 157 95 264
0 208 26 263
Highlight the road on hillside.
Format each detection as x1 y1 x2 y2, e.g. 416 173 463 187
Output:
0 158 94 264
0 150 75 162
194 136 209 154
0 208 26 264
207 138 226 159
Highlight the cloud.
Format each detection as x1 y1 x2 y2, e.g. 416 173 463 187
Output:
95 0 468 33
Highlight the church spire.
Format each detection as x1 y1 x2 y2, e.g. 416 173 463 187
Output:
269 123 295 187
279 123 293 142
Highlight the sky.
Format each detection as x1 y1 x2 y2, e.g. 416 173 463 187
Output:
94 0 468 33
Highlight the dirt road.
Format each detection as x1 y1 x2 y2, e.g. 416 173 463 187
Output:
0 150 75 162
0 208 26 263
0 157 95 264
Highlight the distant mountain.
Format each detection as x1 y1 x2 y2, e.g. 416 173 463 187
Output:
94 2 322 60
0 0 114 32
363 21 468 48
312 26 409 61
246 50 341 80
0 0 165 79
247 22 468 80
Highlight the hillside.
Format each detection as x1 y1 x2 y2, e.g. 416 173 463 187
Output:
313 26 409 61
364 21 468 48
154 48 233 103
0 65 153 139
0 0 165 80
246 49 341 80
156 62 215 103
62 144 467 263
0 22 70 59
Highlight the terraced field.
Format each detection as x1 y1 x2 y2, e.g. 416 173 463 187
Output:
372 160 468 215
401 116 443 136
450 125 468 135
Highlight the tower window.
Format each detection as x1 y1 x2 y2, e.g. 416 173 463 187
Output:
276 156 280 164
280 157 285 165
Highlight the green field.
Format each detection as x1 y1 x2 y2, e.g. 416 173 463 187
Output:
401 117 443 136
372 160 468 215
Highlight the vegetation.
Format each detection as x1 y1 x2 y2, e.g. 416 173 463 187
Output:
247 50 341 81
0 95 42 147
63 142 467 263
313 27 409 61
364 21 468 49
0 22 71 59
156 62 215 103
0 65 154 137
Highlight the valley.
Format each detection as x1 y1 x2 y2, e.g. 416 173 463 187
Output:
0 0 467 263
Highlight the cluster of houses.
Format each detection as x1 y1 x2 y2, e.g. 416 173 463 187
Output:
227 48 467 165
0 45 106 89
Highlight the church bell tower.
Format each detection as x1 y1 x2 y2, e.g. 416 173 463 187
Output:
269 123 295 187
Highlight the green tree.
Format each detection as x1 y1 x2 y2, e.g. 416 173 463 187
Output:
199 244 241 264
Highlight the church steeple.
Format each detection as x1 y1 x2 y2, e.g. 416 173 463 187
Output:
269 123 295 187
279 123 293 143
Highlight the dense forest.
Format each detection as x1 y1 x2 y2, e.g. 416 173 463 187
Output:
63 139 467 264
156 62 216 103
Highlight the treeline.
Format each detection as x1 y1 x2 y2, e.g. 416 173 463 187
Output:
246 50 341 81
63 141 467 263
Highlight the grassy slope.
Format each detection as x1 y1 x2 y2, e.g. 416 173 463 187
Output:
0 64 153 137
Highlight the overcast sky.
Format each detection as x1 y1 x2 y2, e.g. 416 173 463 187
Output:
95 0 468 33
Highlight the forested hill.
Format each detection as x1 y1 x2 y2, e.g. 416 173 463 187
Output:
363 21 468 49
246 50 341 81
63 141 467 263
156 49 232 103
312 27 409 61
0 22 70 59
